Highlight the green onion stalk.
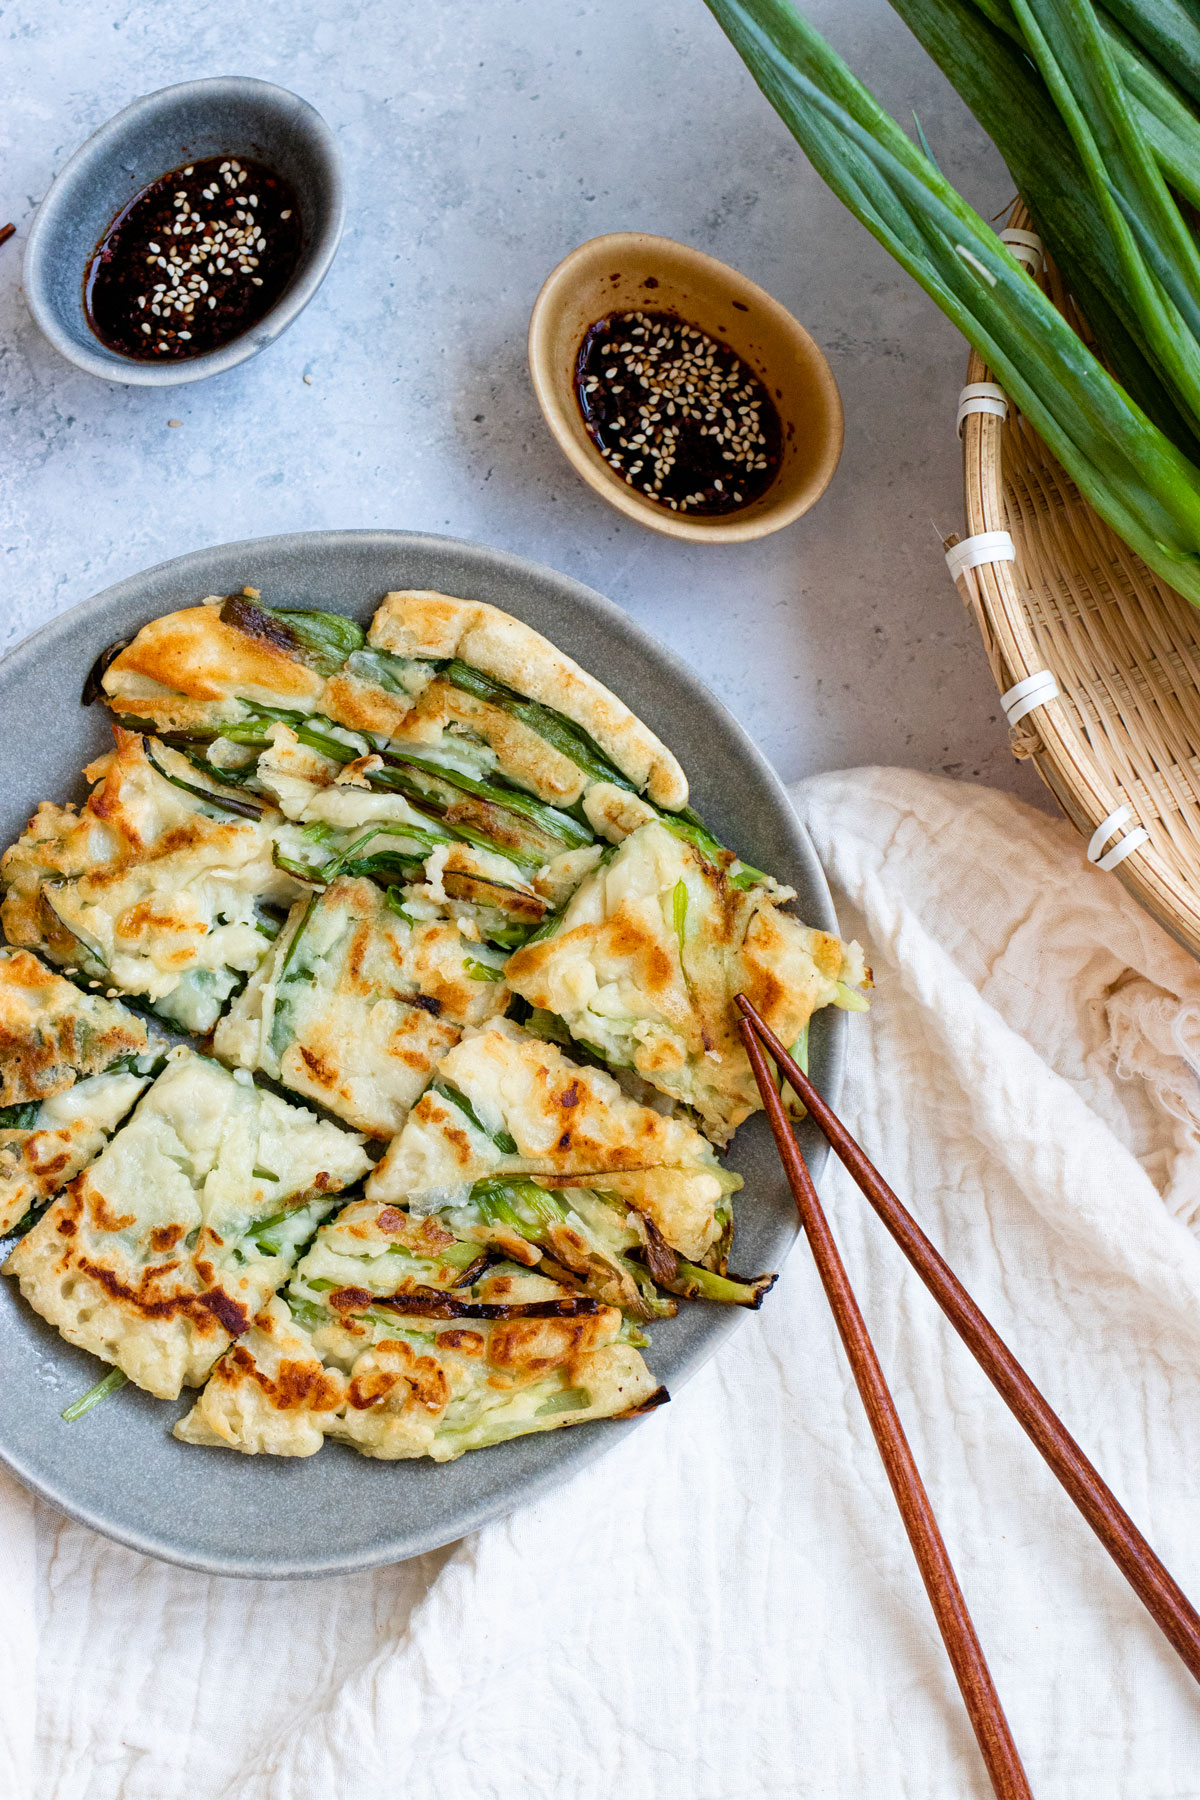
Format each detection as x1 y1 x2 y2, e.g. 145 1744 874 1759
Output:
704 0 1200 609
887 0 1200 459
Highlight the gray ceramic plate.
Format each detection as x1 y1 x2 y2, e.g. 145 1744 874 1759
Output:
0 530 844 1578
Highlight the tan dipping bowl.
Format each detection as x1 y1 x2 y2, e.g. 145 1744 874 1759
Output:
528 231 843 543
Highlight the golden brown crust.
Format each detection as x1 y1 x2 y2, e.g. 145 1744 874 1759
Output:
370 590 689 808
102 603 325 726
0 950 148 1107
505 821 859 1142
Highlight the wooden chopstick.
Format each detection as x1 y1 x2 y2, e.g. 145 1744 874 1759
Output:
739 1019 1033 1800
736 993 1200 1687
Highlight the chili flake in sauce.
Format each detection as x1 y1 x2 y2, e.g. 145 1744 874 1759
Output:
83 156 302 361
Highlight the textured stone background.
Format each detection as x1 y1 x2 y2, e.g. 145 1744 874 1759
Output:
0 0 1046 807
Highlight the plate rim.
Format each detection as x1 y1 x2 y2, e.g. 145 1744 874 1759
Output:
0 527 844 1577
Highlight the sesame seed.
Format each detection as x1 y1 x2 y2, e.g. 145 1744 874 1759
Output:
85 155 301 360
574 310 781 514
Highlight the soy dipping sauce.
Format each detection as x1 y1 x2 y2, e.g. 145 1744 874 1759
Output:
83 155 302 361
575 310 783 515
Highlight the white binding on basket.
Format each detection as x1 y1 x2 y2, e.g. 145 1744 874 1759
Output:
1000 669 1059 726
945 530 1017 605
999 227 1044 275
1087 804 1150 872
957 381 1009 436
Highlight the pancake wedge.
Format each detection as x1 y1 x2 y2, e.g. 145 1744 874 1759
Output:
0 731 301 1032
100 589 687 813
175 1239 663 1460
4 1048 370 1399
505 820 869 1144
0 951 164 1234
256 725 580 943
367 1018 741 1268
214 876 509 1137
367 589 688 809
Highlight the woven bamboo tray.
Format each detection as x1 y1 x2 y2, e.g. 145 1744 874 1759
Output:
950 200 1200 960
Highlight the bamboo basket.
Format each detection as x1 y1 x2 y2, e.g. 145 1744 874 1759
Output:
951 200 1200 960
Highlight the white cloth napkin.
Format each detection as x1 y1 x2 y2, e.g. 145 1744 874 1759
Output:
6 765 1200 1800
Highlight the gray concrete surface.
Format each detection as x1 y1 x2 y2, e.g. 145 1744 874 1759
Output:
0 0 1048 811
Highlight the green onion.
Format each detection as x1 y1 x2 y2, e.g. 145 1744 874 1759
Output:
220 597 364 676
374 748 595 851
465 958 507 982
1098 0 1200 111
384 885 414 924
430 1081 519 1154
0 1100 41 1130
143 742 266 820
705 0 1200 608
442 660 638 791
663 1257 778 1309
888 0 1200 456
61 1367 127 1421
343 645 423 693
535 1388 592 1416
671 877 689 957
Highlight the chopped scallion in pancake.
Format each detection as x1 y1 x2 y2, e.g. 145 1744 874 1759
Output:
175 1225 663 1460
214 876 509 1137
367 1018 741 1267
98 588 687 813
0 731 301 1033
505 820 870 1144
4 1048 370 1398
0 950 165 1235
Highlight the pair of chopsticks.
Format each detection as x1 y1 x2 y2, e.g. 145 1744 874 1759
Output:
736 995 1200 1800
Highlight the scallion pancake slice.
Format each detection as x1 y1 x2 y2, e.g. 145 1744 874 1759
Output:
4 1048 370 1398
0 732 301 1033
505 819 869 1145
0 950 165 1235
175 1256 663 1460
367 1018 740 1266
214 877 509 1138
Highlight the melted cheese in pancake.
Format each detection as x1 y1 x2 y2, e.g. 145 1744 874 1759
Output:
4 1049 370 1398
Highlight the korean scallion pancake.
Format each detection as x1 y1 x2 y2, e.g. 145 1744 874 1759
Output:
505 820 869 1145
213 877 509 1138
254 726 575 937
366 1018 738 1264
0 950 166 1235
4 1049 370 1399
0 948 152 1106
0 731 301 1033
175 1263 663 1461
0 1070 155 1238
99 587 687 811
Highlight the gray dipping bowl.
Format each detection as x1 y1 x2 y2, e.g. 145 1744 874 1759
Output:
23 77 344 386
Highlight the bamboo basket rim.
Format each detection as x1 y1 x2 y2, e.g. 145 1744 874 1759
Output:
954 200 1200 962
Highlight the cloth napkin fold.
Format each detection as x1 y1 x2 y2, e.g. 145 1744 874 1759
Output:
6 765 1200 1800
